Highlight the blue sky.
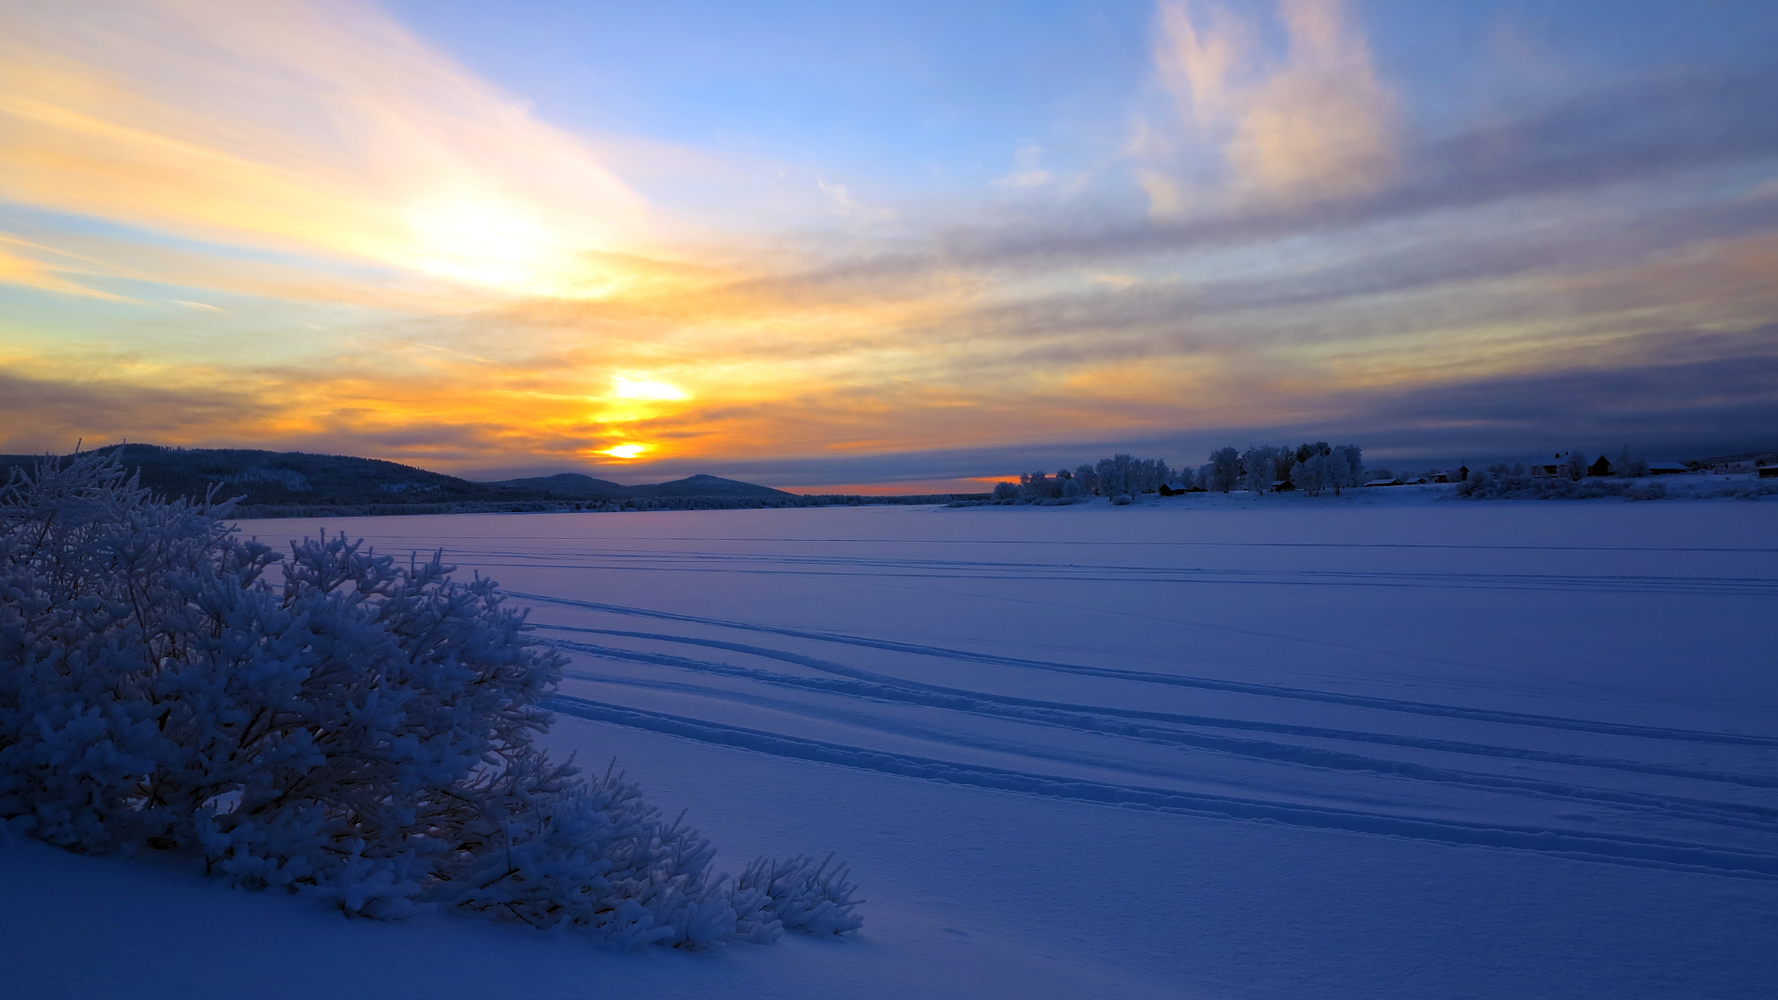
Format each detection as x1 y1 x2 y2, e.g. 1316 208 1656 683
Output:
3 0 1775 488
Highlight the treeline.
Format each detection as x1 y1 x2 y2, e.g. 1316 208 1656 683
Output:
987 441 1366 505
993 454 1177 504
1205 442 1364 496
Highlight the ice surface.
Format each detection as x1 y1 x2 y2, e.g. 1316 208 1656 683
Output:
7 490 1777 998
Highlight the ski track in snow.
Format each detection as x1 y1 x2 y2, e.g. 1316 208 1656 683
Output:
535 639 1778 835
545 697 1778 880
540 626 1778 788
475 550 1778 596
307 512 1778 884
483 574 1778 879
510 592 1777 748
525 630 1778 877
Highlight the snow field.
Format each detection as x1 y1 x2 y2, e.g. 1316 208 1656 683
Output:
7 491 1776 998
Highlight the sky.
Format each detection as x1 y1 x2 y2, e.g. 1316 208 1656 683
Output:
2 0 1776 491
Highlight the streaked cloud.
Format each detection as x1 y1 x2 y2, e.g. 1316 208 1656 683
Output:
0 0 650 301
1151 0 1398 208
992 144 1053 190
0 236 131 300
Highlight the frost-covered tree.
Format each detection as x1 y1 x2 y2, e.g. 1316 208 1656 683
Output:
1241 446 1290 494
1087 455 1174 502
1288 443 1362 496
1564 451 1587 482
0 449 858 945
1331 444 1362 493
1207 448 1241 493
1095 455 1132 499
1290 454 1327 496
1615 446 1649 478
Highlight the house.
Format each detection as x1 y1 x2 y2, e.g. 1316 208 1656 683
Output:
1426 472 1451 484
1759 465 1778 479
1647 462 1688 475
1271 479 1294 492
1588 455 1613 477
1529 463 1562 478
1363 478 1403 487
1158 481 1200 496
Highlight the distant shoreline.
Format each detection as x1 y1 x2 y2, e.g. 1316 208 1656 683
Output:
228 492 991 519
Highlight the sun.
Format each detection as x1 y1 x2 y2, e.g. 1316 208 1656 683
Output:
600 444 648 460
612 377 688 401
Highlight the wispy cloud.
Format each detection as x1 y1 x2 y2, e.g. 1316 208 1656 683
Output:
1151 0 1398 209
0 235 131 300
0 0 650 301
992 144 1053 189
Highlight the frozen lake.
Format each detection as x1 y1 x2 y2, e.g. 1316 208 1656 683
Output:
9 493 1777 998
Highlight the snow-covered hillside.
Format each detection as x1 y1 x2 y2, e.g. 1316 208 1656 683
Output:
8 492 1776 998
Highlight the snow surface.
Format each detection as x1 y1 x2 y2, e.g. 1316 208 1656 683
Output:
7 489 1778 998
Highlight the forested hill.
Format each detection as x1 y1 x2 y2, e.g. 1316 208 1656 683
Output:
0 445 503 507
0 444 950 517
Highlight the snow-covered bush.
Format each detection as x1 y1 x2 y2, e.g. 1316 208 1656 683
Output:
0 449 858 945
1614 447 1649 478
738 853 864 936
1456 469 1653 501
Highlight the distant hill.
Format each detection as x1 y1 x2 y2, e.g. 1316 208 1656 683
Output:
639 474 791 498
0 444 794 511
486 472 637 498
0 444 502 507
486 471 789 498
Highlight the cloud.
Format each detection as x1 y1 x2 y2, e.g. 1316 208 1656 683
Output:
0 0 652 301
1150 0 1399 207
0 235 131 300
816 178 898 230
0 367 273 454
992 144 1053 189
